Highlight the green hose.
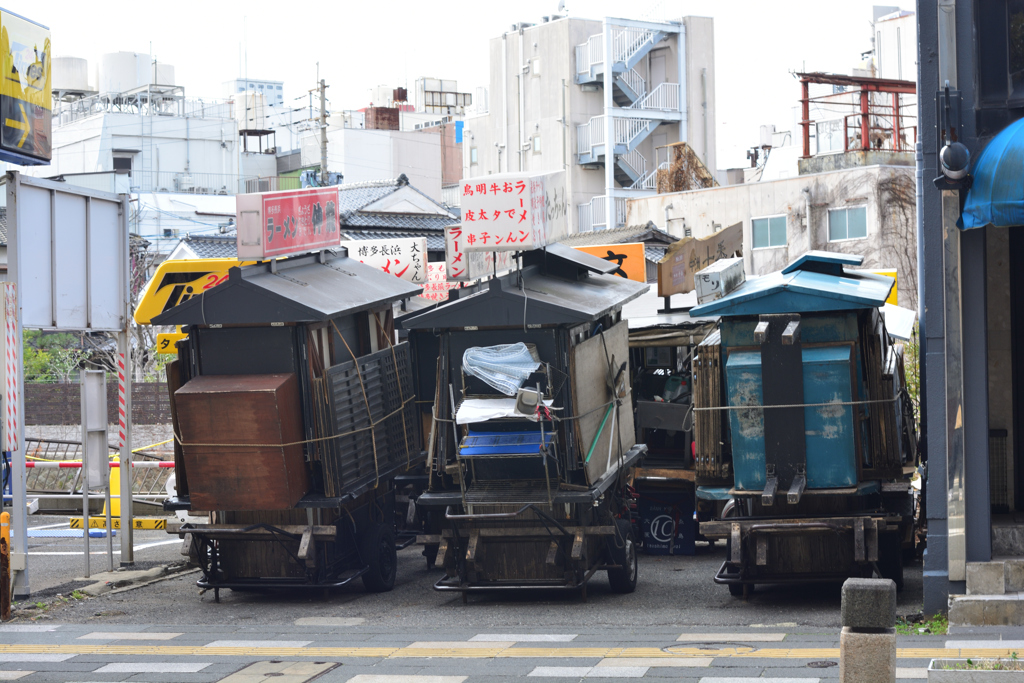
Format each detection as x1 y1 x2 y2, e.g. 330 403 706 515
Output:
585 403 615 463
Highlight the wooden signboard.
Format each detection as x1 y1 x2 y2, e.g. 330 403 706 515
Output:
657 222 743 297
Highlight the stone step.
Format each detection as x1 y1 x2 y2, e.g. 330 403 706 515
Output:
949 593 1024 626
966 559 1024 595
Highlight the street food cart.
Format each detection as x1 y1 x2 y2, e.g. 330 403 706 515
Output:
690 252 918 596
157 249 424 599
403 244 648 598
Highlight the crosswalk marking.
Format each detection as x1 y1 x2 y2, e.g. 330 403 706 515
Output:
78 632 182 640
0 654 75 662
0 673 32 681
896 668 928 680
529 666 649 678
95 662 211 673
217 661 338 682
471 634 578 642
294 617 365 626
677 633 788 642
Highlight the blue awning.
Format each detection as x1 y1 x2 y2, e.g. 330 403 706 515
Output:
961 116 1024 229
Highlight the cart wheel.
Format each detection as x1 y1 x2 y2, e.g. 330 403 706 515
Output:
878 533 905 592
607 518 638 594
360 522 397 593
728 582 749 598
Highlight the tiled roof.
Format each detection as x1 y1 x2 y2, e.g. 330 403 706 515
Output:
181 232 239 259
341 212 458 231
558 221 678 248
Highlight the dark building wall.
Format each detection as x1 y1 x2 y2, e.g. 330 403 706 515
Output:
920 0 1001 615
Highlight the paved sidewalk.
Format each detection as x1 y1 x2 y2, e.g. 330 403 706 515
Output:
0 623 1003 682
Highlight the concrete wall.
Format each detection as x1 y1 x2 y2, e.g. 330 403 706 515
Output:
30 111 240 192
626 164 918 308
312 128 443 201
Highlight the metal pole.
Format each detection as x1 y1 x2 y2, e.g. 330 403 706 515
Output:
860 90 870 152
81 370 90 579
118 330 133 566
320 79 328 184
801 79 810 158
602 18 615 227
5 178 29 599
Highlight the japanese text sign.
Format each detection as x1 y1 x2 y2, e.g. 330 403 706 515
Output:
459 170 567 251
349 237 427 284
418 262 458 302
445 225 512 281
574 243 647 282
657 222 743 297
236 186 340 259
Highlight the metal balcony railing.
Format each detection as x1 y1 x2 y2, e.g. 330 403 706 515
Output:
620 68 646 100
630 82 680 111
619 148 646 180
577 116 658 158
577 195 627 233
576 27 655 76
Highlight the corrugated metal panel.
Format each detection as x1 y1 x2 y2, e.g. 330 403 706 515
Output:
400 267 648 329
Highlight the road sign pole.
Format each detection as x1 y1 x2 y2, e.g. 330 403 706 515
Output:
4 283 28 598
118 331 134 565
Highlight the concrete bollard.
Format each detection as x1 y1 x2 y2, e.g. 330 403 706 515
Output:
839 577 896 683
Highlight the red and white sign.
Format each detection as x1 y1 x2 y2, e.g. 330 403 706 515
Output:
459 170 567 252
445 225 512 282
418 262 459 302
236 186 340 259
349 237 427 284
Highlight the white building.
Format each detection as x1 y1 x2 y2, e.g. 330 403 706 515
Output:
19 53 286 250
224 77 285 106
462 14 716 234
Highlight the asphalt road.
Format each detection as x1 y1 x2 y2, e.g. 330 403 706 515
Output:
14 514 182 597
32 538 925 628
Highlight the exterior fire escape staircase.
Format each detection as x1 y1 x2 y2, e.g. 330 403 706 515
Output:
575 26 676 192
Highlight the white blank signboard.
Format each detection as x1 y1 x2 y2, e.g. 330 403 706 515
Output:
9 173 128 332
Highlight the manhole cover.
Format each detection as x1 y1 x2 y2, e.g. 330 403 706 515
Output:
808 661 838 668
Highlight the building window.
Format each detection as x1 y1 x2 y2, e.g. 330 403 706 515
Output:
828 206 868 241
532 136 541 153
470 146 478 164
752 215 786 249
112 155 133 173
276 85 282 90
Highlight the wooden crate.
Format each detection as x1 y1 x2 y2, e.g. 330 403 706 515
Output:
175 374 309 510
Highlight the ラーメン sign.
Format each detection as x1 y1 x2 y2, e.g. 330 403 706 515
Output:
445 225 512 281
0 9 51 165
460 170 567 251
235 186 340 259
348 237 427 284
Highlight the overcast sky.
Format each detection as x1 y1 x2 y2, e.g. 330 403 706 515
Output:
8 0 908 169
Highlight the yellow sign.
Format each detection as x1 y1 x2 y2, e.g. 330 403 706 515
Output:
0 9 51 163
135 258 253 325
574 243 647 282
870 269 898 305
70 518 167 530
156 332 187 355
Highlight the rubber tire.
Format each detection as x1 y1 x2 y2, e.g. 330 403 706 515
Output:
607 518 638 594
360 522 397 593
878 532 905 592
728 581 745 597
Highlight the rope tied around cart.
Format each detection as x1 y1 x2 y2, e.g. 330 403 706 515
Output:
692 396 899 411
171 396 415 451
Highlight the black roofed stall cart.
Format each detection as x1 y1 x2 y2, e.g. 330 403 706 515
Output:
155 249 425 599
401 245 649 599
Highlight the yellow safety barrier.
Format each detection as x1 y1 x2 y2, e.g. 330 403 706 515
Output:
0 511 8 548
70 517 167 530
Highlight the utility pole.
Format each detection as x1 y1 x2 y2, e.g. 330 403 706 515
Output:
319 79 328 185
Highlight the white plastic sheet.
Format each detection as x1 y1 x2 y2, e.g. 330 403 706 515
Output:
462 342 541 396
